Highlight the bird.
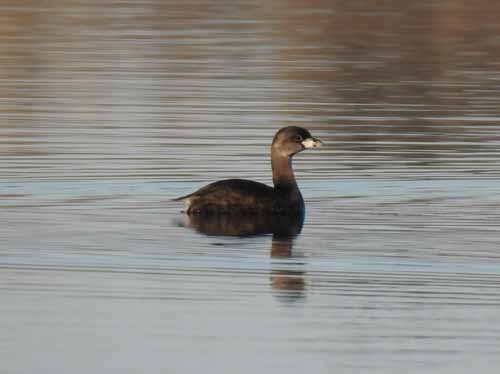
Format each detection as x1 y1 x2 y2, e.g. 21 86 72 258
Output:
173 126 322 215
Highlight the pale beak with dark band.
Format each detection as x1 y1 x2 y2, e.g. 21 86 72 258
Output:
302 137 323 149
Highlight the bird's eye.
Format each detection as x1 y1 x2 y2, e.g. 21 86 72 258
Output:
295 135 303 142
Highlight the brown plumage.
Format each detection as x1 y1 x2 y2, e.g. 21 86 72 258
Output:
173 126 322 215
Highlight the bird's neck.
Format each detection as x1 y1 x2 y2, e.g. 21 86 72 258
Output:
271 151 298 191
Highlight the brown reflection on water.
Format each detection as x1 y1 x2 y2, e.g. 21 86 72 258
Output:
180 212 307 301
2 0 500 182
276 1 500 108
270 237 307 303
180 212 302 238
3 1 499 113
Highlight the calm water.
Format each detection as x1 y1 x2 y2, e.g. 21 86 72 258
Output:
2 1 500 373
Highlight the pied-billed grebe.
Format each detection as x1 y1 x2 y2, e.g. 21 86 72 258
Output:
174 126 322 214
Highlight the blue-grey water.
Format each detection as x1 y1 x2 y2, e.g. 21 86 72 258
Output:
2 1 500 373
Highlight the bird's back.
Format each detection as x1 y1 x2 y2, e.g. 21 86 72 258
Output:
175 179 276 214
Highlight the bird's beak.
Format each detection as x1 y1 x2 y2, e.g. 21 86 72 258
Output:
302 137 323 149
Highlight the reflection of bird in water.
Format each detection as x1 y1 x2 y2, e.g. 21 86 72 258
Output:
182 211 304 238
270 237 307 304
177 212 307 303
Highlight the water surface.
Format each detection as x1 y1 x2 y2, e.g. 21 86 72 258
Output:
2 1 500 373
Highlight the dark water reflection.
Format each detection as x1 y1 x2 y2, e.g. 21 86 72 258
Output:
181 211 304 238
2 1 500 373
180 212 307 301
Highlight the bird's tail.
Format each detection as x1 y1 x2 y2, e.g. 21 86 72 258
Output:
171 193 193 202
